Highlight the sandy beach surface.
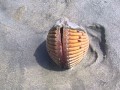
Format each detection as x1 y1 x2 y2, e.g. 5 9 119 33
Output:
0 0 120 90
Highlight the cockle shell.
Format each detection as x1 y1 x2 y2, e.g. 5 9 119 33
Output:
46 18 89 69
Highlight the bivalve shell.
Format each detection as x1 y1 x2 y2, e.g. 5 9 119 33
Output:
46 18 89 69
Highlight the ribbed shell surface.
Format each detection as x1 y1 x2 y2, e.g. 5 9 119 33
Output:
46 27 89 68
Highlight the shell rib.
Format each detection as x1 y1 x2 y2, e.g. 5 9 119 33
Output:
46 18 89 69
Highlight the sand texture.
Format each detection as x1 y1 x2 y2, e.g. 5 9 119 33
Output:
0 0 120 90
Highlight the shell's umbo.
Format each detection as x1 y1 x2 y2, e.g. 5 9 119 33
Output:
46 18 89 69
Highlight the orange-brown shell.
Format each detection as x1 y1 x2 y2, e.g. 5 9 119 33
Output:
46 27 89 69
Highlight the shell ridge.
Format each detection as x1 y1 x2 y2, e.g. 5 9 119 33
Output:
46 18 89 69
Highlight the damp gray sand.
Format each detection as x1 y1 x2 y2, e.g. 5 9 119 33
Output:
0 0 120 90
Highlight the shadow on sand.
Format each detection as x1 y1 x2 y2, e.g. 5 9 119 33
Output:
34 41 67 71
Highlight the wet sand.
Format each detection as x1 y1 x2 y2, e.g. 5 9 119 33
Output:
0 0 120 90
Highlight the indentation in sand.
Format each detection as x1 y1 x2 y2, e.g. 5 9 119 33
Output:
86 24 107 66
